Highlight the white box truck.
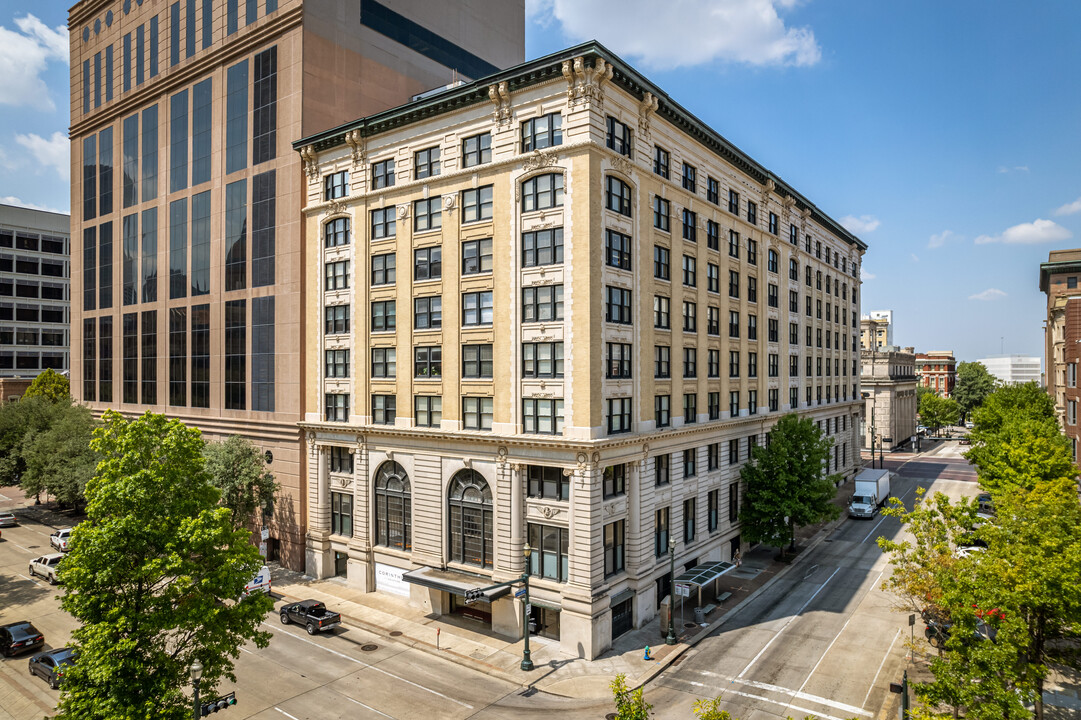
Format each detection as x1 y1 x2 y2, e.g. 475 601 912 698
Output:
849 468 892 519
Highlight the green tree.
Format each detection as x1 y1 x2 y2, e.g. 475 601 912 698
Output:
692 696 734 720
964 418 1075 494
19 402 98 507
918 392 959 435
0 395 60 493
610 673 652 720
204 435 280 528
23 368 70 403
969 381 1056 441
953 361 997 422
56 411 273 720
739 414 840 557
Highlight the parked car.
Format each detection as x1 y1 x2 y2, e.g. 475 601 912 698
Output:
955 545 986 559
49 528 73 552
28 554 64 584
923 609 997 647
959 437 971 445
976 492 995 514
280 600 341 635
965 421 975 429
28 647 77 689
240 565 271 599
0 512 17 527
916 425 927 435
0 622 45 657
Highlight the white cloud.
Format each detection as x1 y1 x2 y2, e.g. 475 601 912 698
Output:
15 131 69 180
910 253 919 263
0 15 68 111
840 214 880 234
528 0 821 70
1055 196 1081 216
0 195 65 214
928 230 957 249
973 218 1072 245
969 288 1007 302
860 268 875 281
996 165 1030 174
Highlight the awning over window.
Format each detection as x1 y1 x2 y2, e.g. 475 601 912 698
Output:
609 588 635 607
674 561 735 588
402 566 511 602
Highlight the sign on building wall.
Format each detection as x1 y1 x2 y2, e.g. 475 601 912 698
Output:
375 563 411 597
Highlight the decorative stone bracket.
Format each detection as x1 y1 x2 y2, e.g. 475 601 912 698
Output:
301 146 319 181
638 91 659 138
344 130 365 167
488 81 512 126
562 56 613 108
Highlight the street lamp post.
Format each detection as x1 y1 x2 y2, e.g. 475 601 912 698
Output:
520 546 534 671
870 394 877 469
665 537 677 645
189 660 203 720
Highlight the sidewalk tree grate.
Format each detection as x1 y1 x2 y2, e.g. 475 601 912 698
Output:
606 715 617 720
361 644 378 652
389 631 402 637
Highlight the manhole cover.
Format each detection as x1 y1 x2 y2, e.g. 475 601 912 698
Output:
606 714 617 720
684 623 697 629
360 644 378 652
389 631 402 637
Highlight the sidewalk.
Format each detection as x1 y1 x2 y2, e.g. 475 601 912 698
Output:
271 480 859 700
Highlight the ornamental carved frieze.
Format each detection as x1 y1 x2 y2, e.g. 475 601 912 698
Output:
323 200 347 217
611 155 633 176
488 81 512 126
523 149 559 172
561 56 613 108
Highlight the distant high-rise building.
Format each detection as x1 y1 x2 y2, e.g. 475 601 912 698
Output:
977 355 1041 386
1039 249 1081 460
0 203 71 401
68 0 525 570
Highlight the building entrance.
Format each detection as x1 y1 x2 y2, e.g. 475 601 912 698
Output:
333 551 348 577
529 605 560 640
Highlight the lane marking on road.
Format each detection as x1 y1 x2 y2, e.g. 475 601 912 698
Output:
690 670 871 718
17 573 46 588
795 615 851 696
9 541 32 552
662 675 851 720
274 708 301 720
863 626 903 709
737 566 841 679
861 516 887 544
260 622 473 708
342 694 396 719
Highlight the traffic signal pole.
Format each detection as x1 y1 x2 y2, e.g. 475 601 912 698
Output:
463 576 534 671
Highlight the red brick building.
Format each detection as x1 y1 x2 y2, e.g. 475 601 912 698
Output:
1040 250 1081 461
916 351 956 397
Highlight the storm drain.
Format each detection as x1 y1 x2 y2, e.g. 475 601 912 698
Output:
389 631 402 637
360 644 378 652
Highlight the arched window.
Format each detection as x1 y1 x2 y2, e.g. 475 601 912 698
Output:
448 469 493 568
375 461 411 550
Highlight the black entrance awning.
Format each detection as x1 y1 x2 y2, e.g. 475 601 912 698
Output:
402 566 511 602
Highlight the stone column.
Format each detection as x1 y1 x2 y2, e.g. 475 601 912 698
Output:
510 463 525 574
305 444 332 579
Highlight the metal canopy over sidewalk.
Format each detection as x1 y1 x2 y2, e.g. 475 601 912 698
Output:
402 566 512 602
674 561 736 608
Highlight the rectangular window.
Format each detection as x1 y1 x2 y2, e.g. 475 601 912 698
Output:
82 229 95 311
790 224 798 245
707 306 720 335
99 221 114 310
707 177 719 204
683 393 697 424
527 524 569 582
603 464 626 498
521 112 562 151
655 394 671 427
654 146 669 178
683 346 697 378
141 310 157 404
226 59 248 174
185 0 196 57
371 158 395 189
522 285 564 322
99 128 114 217
150 16 159 77
708 490 719 532
97 316 112 402
747 239 758 266
706 220 719 251
190 191 210 296
252 47 277 165
169 307 186 406
604 520 625 576
655 507 670 557
528 465 569 501
684 497 697 542
83 136 97 222
654 245 670 280
729 439 739 467
202 0 212 48
83 58 90 115
607 397 632 434
330 492 353 537
655 454 671 487
769 212 779 234
225 299 246 410
370 208 394 241
105 45 114 102
373 394 397 425
523 228 564 267
414 246 441 281
654 345 671 379
606 116 632 157
606 229 632 270
654 295 670 329
252 170 275 287
748 314 757 340
729 310 740 339
683 301 697 332
83 319 96 401
462 344 493 378
169 90 188 192
225 179 247 290
708 350 720 378
682 163 697 192
94 51 101 108
747 201 757 225
123 114 139 208
251 296 274 411
462 292 493 326
142 105 158 200
729 483 739 521
325 393 348 422
523 342 564 378
462 237 492 275
606 342 632 379
728 189 739 214
370 347 395 378
413 197 442 232
461 132 491 167
729 389 739 416
414 146 440 179
463 396 493 431
324 171 349 201
414 395 442 427
413 296 442 330
122 214 139 306
414 346 441 379
122 312 137 403
191 304 210 408
682 254 697 287
653 196 670 231
460 185 493 223
371 300 396 331
682 209 697 242
191 78 212 185
606 176 631 216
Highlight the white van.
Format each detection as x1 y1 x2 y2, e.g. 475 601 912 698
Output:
241 565 271 598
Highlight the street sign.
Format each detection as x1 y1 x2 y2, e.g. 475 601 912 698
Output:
261 528 270 541
258 542 267 557
524 603 531 614
514 588 527 598
676 584 691 598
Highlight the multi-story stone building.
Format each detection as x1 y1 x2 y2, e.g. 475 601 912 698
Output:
861 346 916 451
916 350 956 397
68 0 524 569
977 355 1041 386
0 204 71 401
1040 249 1081 458
294 42 867 659
860 315 889 350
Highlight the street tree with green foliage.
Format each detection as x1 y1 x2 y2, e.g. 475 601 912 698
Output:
918 392 959 435
22 368 70 402
968 381 1056 441
610 674 652 720
204 435 279 528
19 402 97 507
952 361 997 422
55 411 273 720
739 413 840 557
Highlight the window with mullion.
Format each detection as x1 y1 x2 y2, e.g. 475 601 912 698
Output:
522 173 564 212
462 344 493 378
523 342 564 378
325 349 349 377
606 342 632 379
371 300 396 332
414 146 440 179
461 132 491 167
682 163 696 193
655 507 670 557
528 524 569 582
462 237 492 275
326 260 349 290
414 395 442 427
682 209 697 242
707 177 719 204
461 185 493 223
607 397 632 434
523 228 564 267
654 146 669 178
371 158 395 189
413 198 442 232
414 246 441 281
605 229 632 270
653 196 670 231
521 112 563 151
372 394 396 424
606 116 632 157
605 286 632 324
370 347 395 378
522 285 564 322
606 176 632 216
414 346 441 378
523 398 563 434
604 520 625 576
370 208 395 240
654 245 670 280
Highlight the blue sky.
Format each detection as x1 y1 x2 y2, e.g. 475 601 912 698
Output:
2 1 1079 364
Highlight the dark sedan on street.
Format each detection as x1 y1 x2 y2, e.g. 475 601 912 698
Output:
28 647 77 689
0 622 45 657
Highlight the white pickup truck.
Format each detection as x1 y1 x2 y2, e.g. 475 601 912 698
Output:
28 554 64 584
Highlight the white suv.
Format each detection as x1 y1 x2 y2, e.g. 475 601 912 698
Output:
29 554 64 584
50 528 73 552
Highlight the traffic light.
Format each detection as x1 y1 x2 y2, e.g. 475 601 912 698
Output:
463 588 483 604
200 692 238 715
